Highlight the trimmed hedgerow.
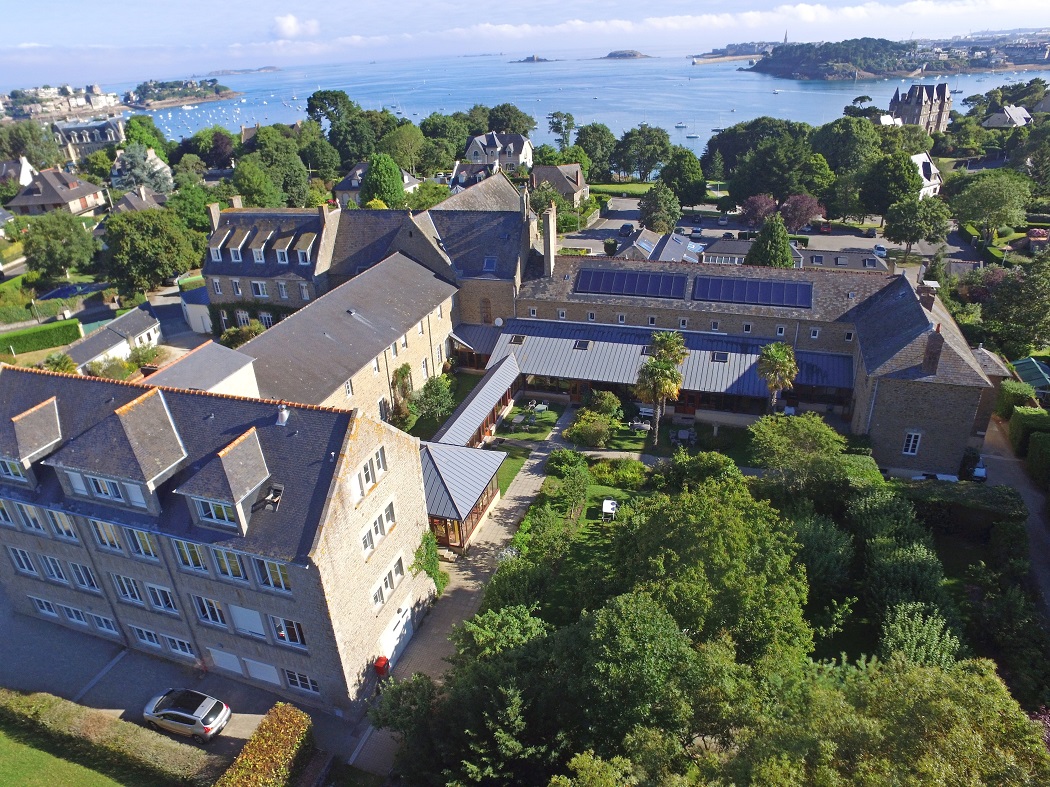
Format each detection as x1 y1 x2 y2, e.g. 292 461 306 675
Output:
1027 432 1050 490
216 702 312 787
997 379 1037 419
0 318 81 354
0 687 218 786
1009 406 1050 457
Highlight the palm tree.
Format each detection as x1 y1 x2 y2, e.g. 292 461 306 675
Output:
757 342 799 412
650 330 688 367
635 358 683 448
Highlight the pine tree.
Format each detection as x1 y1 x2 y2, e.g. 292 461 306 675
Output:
744 212 795 268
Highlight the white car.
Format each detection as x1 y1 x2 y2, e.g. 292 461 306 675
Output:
972 456 987 482
144 688 231 743
873 244 888 258
717 215 729 226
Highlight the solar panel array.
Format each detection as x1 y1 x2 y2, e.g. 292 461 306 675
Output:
692 276 813 309
576 269 688 300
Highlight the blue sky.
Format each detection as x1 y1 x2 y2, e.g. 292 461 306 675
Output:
2 1 1048 89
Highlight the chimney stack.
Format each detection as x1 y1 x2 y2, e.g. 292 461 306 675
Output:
230 195 243 209
543 201 557 278
922 326 944 376
917 279 940 311
207 202 221 232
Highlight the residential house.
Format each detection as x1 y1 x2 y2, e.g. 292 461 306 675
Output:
432 170 526 213
911 151 942 199
93 185 169 239
982 105 1033 128
333 162 421 208
441 161 500 194
0 156 39 189
463 132 534 171
52 118 125 164
889 83 952 134
530 163 589 207
970 344 1012 433
0 207 13 240
144 341 259 399
65 304 161 373
0 365 433 715
5 169 106 216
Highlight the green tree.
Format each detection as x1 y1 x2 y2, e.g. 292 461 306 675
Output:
729 135 814 204
547 111 576 151
659 146 706 206
811 116 881 174
22 211 98 280
360 153 406 209
951 169 1032 245
232 155 284 208
574 123 617 181
112 142 173 193
377 123 425 175
82 148 115 183
252 127 309 207
98 209 204 292
883 195 952 263
634 358 682 447
123 115 170 162
306 89 360 128
220 320 264 348
637 181 681 233
166 184 218 232
488 103 536 135
707 148 725 184
417 138 456 177
861 151 923 220
741 193 778 226
749 411 847 492
363 197 388 210
792 510 854 599
745 212 795 268
983 253 1050 357
42 352 77 373
560 145 592 181
299 137 341 181
650 330 688 366
613 125 671 182
449 605 550 668
328 115 377 169
172 152 206 189
878 602 961 669
415 374 455 421
532 143 562 167
0 120 64 168
406 181 450 211
757 341 799 410
548 751 638 787
420 112 470 152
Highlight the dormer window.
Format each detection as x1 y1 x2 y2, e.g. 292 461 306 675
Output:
230 248 241 263
194 498 237 527
210 247 222 262
88 476 123 500
298 249 309 265
253 248 264 263
277 249 288 264
483 256 497 272
0 460 25 481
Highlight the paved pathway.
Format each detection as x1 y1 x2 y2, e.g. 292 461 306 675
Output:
351 409 575 776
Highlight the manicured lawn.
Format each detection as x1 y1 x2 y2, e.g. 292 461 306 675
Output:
653 421 753 465
589 182 653 196
604 423 652 452
0 722 124 787
493 444 532 495
406 371 485 441
0 274 24 294
496 403 564 441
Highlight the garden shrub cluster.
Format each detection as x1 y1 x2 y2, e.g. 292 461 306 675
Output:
215 702 312 787
997 378 1037 418
1028 431 1050 489
563 408 615 447
0 687 218 786
0 318 81 354
1009 406 1050 456
588 457 647 490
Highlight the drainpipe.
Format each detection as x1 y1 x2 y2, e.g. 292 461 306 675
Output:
866 378 879 433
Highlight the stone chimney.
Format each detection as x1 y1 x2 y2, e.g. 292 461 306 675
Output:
520 185 529 221
575 166 582 187
317 203 329 229
137 184 148 200
917 279 940 311
922 325 944 376
230 195 243 209
543 201 557 278
207 202 221 232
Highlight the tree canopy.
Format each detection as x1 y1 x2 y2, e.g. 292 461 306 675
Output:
359 153 406 209
22 211 98 280
98 209 204 293
883 195 952 263
745 212 795 268
658 146 706 207
637 182 681 233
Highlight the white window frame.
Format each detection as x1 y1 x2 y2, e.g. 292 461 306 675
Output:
417 321 424 336
210 247 222 262
16 503 45 533
194 499 237 528
88 475 123 501
125 528 159 560
164 635 195 657
9 546 36 575
299 283 310 301
298 249 310 265
284 669 319 693
30 596 57 616
679 318 688 329
259 312 273 328
231 279 242 297
192 595 227 627
372 357 380 374
903 431 921 456
810 328 820 339
230 247 241 263
112 574 143 604
58 604 88 625
91 614 118 634
587 312 595 322
529 307 537 318
255 558 291 592
40 555 67 584
146 583 178 614
90 520 122 552
558 309 566 320
277 248 288 265
421 357 429 380
236 310 249 327
0 459 25 480
213 548 247 582
70 562 99 591
0 500 14 527
130 625 160 647
251 280 268 298
278 281 288 299
253 248 265 263
845 331 854 342
212 279 222 296
270 615 306 648
173 539 209 572
776 325 785 337
46 510 77 541
345 379 353 397
711 320 720 331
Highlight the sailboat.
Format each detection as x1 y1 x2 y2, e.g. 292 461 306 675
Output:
675 121 687 128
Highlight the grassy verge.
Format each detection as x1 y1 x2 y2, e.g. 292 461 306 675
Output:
493 444 531 495
0 721 123 787
496 404 564 441
406 371 485 441
589 183 653 197
0 240 23 264
326 761 386 787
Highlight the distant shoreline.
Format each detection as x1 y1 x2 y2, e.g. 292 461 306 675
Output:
125 90 243 110
691 54 762 65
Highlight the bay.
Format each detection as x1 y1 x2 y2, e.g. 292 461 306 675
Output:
101 54 1050 153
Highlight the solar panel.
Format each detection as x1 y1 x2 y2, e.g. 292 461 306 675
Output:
575 269 687 300
692 275 813 308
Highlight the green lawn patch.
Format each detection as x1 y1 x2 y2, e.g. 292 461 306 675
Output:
0 722 123 787
406 371 485 441
496 403 564 441
652 422 753 464
493 444 531 495
0 240 23 264
589 183 653 197
604 423 651 453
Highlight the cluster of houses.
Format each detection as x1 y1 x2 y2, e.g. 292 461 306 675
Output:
0 85 121 120
0 117 1019 720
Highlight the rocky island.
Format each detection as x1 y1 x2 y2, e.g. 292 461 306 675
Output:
515 55 555 63
601 50 651 59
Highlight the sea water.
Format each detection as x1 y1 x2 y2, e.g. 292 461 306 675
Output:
101 54 1050 152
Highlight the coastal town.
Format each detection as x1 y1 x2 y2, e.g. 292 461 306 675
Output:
3 18 1050 786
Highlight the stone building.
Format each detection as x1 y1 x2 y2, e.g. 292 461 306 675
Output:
889 83 952 134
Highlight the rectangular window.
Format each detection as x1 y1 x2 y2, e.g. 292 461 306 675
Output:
558 309 566 320
90 520 122 552
278 281 288 299
16 504 45 533
647 316 656 327
372 357 380 374
30 597 56 616
212 279 222 296
192 595 227 626
88 476 123 501
112 574 142 604
173 539 208 571
259 312 273 328
70 562 99 591
529 307 537 318
483 256 497 272
277 248 288 264
255 558 291 592
236 310 249 327
372 584 385 607
437 304 443 319
165 636 195 657
9 547 36 575
125 528 158 560
417 321 424 336
421 357 429 380
711 351 730 363
344 379 354 398
210 247 221 262
0 460 25 480
390 341 398 358
130 625 160 647
253 248 264 263
40 555 67 583
711 321 720 331
220 311 228 330
66 471 87 495
58 604 87 625
679 318 688 329
587 312 595 322
284 670 320 693
845 331 854 342
0 500 14 527
124 484 147 508
298 249 310 265
194 499 236 527
231 280 242 297
251 281 268 297
903 432 921 456
270 616 306 647
213 548 247 581
361 527 375 555
810 328 820 339
743 323 752 334
91 614 118 634
776 325 785 337
299 283 310 301
230 248 241 263
146 583 178 614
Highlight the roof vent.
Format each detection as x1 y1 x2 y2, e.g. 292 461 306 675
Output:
276 404 290 426
260 484 284 512
509 335 526 345
573 340 591 350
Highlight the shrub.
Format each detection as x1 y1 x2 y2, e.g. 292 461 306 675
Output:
219 319 264 349
589 457 647 490
603 237 618 255
865 537 946 614
1028 432 1050 490
791 509 854 598
846 488 925 544
42 351 76 372
128 345 160 367
1009 406 1050 456
84 357 132 380
410 530 449 596
0 318 81 354
510 502 562 556
997 379 1037 418
586 389 623 420
564 408 614 448
960 224 980 244
878 602 961 669
547 448 588 478
216 702 312 787
651 448 741 491
984 246 1006 266
902 481 1027 537
0 687 218 786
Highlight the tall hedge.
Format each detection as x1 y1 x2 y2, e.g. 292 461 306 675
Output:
1009 406 1050 456
997 379 1037 418
0 318 82 354
1027 432 1050 490
216 702 312 787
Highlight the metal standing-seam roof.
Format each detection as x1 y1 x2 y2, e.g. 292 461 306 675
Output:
449 324 503 356
1012 357 1050 392
419 441 505 521
487 319 853 398
432 355 521 446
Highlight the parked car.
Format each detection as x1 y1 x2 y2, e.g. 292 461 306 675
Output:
717 215 728 226
972 456 987 482
872 244 888 258
618 223 634 237
910 473 960 482
820 222 833 234
689 229 704 241
722 231 735 239
144 689 231 743
864 227 877 238
673 226 688 235
800 223 813 233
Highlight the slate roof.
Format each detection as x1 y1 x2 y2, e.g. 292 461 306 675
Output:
972 346 1011 379
449 324 503 355
428 211 526 279
329 210 412 277
146 341 254 391
531 164 586 198
241 253 458 403
982 105 1033 128
334 162 420 195
6 169 103 209
0 396 61 464
203 206 337 280
466 132 530 156
521 255 895 324
419 441 504 521
0 364 353 562
433 355 521 446
487 319 853 397
175 427 269 503
66 304 160 368
111 185 168 214
911 152 941 190
798 248 887 272
433 171 522 212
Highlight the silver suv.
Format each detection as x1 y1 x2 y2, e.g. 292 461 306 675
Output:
144 688 231 743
